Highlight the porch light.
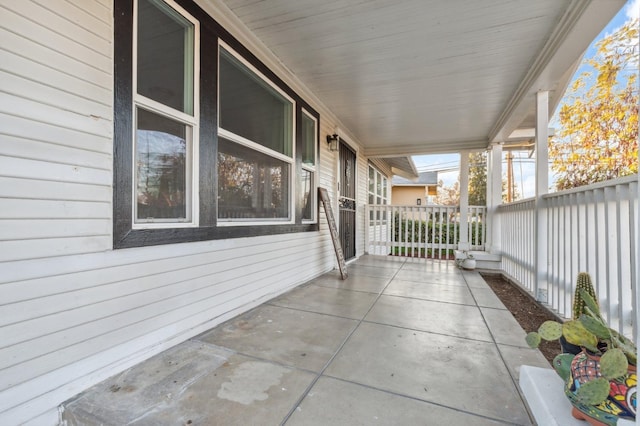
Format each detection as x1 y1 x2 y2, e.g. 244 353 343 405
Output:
326 134 339 152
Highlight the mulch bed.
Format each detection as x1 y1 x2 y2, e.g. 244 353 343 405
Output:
481 273 561 364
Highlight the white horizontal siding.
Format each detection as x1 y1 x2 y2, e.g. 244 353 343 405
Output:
0 0 358 424
0 218 111 241
0 199 109 220
318 119 337 199
0 0 113 263
0 177 110 203
0 235 333 388
1 3 111 72
0 134 111 170
0 236 112 263
317 118 339 268
0 113 111 154
0 232 335 424
0 93 112 138
0 28 112 91
1 70 111 118
0 49 111 107
0 156 110 187
0 236 327 327
30 0 112 40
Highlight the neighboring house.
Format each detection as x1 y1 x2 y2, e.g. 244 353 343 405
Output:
0 0 623 424
391 172 438 205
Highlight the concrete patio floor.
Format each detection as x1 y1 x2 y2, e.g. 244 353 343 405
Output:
61 255 551 425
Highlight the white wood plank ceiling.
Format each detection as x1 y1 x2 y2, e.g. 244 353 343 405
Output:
217 0 625 156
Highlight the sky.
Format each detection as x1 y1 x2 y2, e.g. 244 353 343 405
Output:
413 0 638 199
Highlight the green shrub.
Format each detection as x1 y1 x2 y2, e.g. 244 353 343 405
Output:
391 212 483 251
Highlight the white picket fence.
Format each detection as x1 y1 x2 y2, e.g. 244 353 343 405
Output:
365 205 486 259
498 175 638 338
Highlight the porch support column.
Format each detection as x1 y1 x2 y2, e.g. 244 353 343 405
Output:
486 143 503 254
637 175 640 350
535 91 549 302
458 150 470 251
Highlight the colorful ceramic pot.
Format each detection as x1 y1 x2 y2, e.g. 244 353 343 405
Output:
565 350 636 426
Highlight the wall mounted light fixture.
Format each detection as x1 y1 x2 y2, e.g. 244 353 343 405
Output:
326 134 339 152
416 198 422 205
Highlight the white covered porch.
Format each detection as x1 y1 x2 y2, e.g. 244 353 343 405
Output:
219 0 638 336
1 1 638 424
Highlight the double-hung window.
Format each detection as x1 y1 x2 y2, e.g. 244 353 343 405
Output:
217 44 294 223
133 0 198 227
114 0 320 248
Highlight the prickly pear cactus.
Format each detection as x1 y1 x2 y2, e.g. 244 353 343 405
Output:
538 320 563 341
525 321 563 349
600 348 629 380
574 272 598 320
563 320 599 352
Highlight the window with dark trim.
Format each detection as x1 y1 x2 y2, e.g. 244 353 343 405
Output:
114 0 319 248
217 44 294 223
133 0 198 226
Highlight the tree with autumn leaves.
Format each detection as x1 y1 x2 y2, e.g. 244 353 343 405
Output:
550 19 638 191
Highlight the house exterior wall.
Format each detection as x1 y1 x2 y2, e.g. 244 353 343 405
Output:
391 186 427 206
369 158 393 179
0 1 367 423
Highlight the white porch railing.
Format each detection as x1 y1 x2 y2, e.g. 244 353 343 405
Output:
365 205 487 259
498 175 638 338
499 199 537 294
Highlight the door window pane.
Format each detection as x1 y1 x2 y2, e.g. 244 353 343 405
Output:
219 48 292 156
218 138 290 219
137 0 194 114
135 108 189 221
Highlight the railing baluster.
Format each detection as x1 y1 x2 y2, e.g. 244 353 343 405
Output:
494 176 636 337
615 184 624 333
411 206 416 257
604 186 613 327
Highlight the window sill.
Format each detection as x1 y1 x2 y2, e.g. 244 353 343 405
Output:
114 222 319 249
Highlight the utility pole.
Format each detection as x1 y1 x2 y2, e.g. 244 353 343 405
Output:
506 152 513 203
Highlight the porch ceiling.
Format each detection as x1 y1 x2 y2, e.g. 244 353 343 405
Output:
216 0 624 157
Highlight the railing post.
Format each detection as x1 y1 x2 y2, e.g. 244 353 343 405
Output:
535 90 550 302
458 150 470 251
365 203 370 254
487 143 503 255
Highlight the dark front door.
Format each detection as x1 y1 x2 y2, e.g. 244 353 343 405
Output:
338 141 356 260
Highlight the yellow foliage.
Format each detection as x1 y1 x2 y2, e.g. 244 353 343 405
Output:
550 19 638 191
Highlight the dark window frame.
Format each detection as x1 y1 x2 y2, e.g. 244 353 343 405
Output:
114 0 319 249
